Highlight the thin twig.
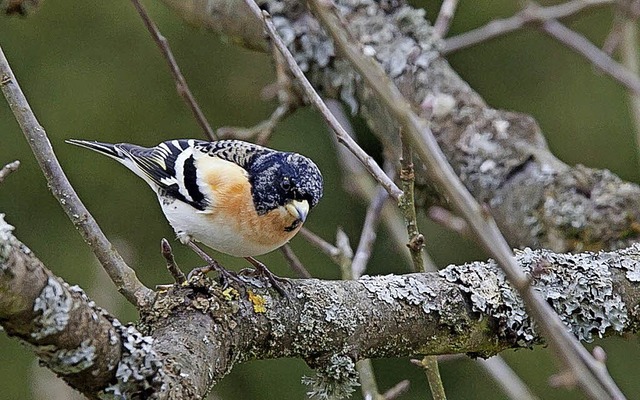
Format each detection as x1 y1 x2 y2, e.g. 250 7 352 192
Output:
541 18 640 96
326 99 427 269
427 206 470 236
433 0 459 39
280 244 312 278
299 227 341 261
334 227 354 275
306 2 624 398
243 0 402 201
350 187 389 279
443 0 614 53
356 359 385 400
604 0 640 54
0 46 153 308
0 160 20 184
129 0 217 141
382 380 410 400
411 357 447 400
399 131 444 398
602 15 626 55
399 137 424 272
477 357 540 400
217 103 292 144
161 238 186 284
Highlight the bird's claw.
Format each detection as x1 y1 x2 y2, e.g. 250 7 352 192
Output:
187 264 243 289
245 257 291 298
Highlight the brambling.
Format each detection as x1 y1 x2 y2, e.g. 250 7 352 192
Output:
67 138 323 288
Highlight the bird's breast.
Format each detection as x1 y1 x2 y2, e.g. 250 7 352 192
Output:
160 157 300 257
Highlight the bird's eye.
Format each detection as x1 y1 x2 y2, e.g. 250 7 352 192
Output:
281 179 292 191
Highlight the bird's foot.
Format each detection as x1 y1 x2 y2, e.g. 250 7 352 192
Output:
244 257 291 298
187 242 243 288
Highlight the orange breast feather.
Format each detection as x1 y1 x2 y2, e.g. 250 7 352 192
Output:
198 157 300 248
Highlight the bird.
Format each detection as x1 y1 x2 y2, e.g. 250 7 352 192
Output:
67 138 323 290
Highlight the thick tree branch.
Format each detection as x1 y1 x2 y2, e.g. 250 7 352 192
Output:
2 213 640 398
0 45 153 308
0 215 161 399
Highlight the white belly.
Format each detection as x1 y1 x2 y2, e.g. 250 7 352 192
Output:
159 197 285 257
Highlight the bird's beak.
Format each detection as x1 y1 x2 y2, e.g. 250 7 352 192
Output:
285 199 309 222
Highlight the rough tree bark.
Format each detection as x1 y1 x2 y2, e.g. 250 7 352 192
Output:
2 213 640 398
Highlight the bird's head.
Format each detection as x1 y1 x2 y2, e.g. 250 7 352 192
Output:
247 151 323 223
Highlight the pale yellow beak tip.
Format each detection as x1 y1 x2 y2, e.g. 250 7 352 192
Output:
286 199 310 222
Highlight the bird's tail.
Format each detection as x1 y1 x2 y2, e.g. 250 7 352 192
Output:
66 139 128 161
66 139 157 185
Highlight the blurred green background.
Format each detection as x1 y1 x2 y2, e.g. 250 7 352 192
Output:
1 0 639 399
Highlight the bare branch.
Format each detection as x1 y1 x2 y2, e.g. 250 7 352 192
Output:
129 0 217 141
325 99 428 269
280 244 312 278
382 380 410 400
161 238 186 284
305 1 625 398
217 103 292 144
541 19 640 96
432 0 459 39
350 187 389 278
299 227 341 262
411 357 447 400
0 45 153 308
0 160 20 184
399 137 425 272
427 206 469 236
356 359 385 400
477 357 540 400
242 0 403 201
0 216 160 397
443 0 614 53
603 0 640 54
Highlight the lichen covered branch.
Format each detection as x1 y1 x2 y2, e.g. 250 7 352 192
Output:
2 211 640 398
0 215 164 399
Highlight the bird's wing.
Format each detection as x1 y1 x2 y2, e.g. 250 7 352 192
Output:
193 140 270 168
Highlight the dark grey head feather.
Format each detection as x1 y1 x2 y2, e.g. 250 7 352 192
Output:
246 151 323 215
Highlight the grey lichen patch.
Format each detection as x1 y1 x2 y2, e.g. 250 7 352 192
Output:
293 282 361 356
264 0 438 114
0 213 15 263
440 248 630 345
359 274 438 313
540 166 640 251
100 320 165 399
32 276 73 340
613 244 640 282
37 339 96 375
302 354 359 400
